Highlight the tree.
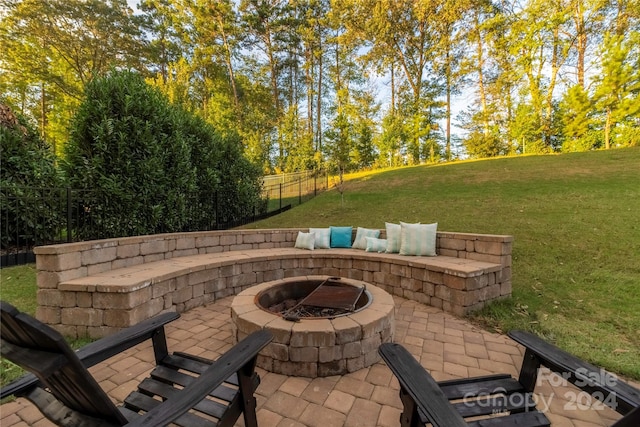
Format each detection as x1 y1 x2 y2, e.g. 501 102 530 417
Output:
593 32 640 149
298 0 330 154
560 84 597 151
336 0 444 163
240 0 294 167
425 0 468 161
0 0 143 148
378 111 408 167
138 0 183 83
506 0 571 152
323 112 352 205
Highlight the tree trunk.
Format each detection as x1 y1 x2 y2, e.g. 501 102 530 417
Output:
475 12 489 138
604 107 611 149
306 46 314 137
390 62 395 115
40 82 47 143
573 1 586 89
544 28 562 148
219 22 239 109
316 36 323 152
444 32 451 161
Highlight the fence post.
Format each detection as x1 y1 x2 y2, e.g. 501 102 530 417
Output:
66 187 72 243
215 191 219 229
299 178 302 205
279 183 282 211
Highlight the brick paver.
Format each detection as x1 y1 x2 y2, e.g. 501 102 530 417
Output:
1 294 631 427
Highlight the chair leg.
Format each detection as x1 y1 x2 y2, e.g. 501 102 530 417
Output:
238 362 259 427
399 388 422 427
518 348 541 392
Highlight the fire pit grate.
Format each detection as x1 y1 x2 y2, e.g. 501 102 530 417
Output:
270 277 366 320
300 277 365 310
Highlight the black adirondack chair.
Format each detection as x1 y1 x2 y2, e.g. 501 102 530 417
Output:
379 330 640 427
0 301 273 427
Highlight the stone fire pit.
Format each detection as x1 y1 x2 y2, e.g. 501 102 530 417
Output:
230 275 395 377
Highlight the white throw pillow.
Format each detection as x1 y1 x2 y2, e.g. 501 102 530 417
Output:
399 222 437 256
353 227 381 250
309 227 330 249
365 237 388 253
295 231 315 250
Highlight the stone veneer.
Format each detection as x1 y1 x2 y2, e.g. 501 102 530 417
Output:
231 276 395 378
33 228 513 338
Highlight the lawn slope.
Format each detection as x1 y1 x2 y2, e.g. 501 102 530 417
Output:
248 147 640 379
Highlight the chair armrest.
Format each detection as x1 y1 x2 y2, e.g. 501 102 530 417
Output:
1 312 180 399
379 342 468 427
611 406 640 427
126 329 273 427
75 312 180 366
508 330 640 415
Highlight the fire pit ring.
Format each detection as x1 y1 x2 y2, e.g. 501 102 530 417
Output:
231 275 395 377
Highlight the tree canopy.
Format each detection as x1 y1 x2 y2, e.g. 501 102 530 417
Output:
1 0 638 171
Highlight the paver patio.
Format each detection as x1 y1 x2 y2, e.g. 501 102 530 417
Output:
0 294 630 427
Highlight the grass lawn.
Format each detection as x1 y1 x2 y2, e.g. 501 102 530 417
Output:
0 264 38 387
0 264 37 314
1 147 638 384
247 147 640 380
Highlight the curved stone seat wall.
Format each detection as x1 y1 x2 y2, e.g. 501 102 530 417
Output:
33 229 513 338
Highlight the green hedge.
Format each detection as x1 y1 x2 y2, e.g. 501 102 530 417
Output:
0 104 62 248
63 70 263 238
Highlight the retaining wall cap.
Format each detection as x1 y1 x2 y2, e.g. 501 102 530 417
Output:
34 229 512 255
58 247 504 293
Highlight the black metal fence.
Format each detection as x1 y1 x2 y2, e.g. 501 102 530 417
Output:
0 171 329 268
262 171 329 212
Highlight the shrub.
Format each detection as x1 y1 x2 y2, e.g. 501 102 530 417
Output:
0 104 62 248
63 70 263 238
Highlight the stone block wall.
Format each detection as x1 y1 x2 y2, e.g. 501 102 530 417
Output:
33 229 513 338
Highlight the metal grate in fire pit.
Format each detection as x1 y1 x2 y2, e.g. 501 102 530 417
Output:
299 277 365 311
273 277 367 320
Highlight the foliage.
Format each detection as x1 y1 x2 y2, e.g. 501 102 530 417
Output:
0 104 62 248
1 0 639 171
63 70 263 238
592 32 640 149
323 112 352 205
559 85 598 152
377 113 408 167
463 129 506 159
0 0 143 150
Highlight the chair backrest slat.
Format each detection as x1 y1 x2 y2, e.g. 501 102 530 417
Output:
0 302 128 425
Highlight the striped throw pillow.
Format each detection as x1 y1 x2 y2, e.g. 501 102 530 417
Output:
385 222 402 253
399 222 437 256
353 227 381 249
309 227 331 248
365 237 388 253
